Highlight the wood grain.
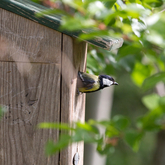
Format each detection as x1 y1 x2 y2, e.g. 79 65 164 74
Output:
0 8 62 165
0 8 87 165
0 62 61 165
60 35 87 165
0 8 61 64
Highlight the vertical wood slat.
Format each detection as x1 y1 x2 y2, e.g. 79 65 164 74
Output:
60 35 87 165
0 63 61 165
0 8 61 165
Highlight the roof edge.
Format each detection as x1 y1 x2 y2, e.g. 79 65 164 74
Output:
0 0 123 50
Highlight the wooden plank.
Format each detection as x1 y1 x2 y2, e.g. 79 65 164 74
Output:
0 8 61 63
60 35 87 165
0 8 62 165
0 62 61 165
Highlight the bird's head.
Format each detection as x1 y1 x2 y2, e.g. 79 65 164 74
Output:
99 75 118 89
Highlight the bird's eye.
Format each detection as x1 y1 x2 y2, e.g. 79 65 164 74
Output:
109 77 114 81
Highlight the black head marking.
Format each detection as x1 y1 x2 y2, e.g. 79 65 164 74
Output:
99 75 118 89
99 75 115 81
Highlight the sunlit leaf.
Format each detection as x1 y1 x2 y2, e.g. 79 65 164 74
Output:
131 62 152 87
105 125 120 138
76 122 99 134
142 94 160 110
142 72 165 90
80 30 109 40
38 122 74 130
61 13 97 31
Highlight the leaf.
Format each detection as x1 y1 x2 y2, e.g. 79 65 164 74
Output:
79 30 109 40
72 129 98 143
45 134 71 155
117 43 142 59
36 9 65 17
0 106 8 119
97 143 115 155
38 122 74 130
31 0 40 3
137 107 163 131
92 120 111 127
131 62 152 87
101 0 116 9
45 141 56 156
76 122 99 134
143 0 163 7
142 72 165 90
159 96 165 110
142 94 160 110
61 15 96 31
124 130 144 152
87 55 101 73
111 115 130 130
105 125 120 138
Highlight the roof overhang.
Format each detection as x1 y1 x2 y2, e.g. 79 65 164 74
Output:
0 0 123 50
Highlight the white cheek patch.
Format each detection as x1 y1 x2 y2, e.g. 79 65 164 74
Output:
103 78 113 86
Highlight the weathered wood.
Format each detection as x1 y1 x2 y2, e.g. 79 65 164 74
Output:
0 8 62 165
0 62 61 165
60 35 87 165
0 8 61 63
0 7 87 165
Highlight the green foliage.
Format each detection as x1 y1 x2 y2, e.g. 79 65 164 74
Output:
142 72 165 90
111 115 130 131
0 106 7 119
45 135 72 155
124 130 144 152
142 94 160 110
137 94 165 131
39 115 131 156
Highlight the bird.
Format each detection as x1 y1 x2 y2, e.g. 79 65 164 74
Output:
77 71 118 93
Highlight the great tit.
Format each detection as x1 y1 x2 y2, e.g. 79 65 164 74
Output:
77 71 118 93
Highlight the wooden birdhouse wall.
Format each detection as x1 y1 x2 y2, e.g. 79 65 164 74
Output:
0 8 87 165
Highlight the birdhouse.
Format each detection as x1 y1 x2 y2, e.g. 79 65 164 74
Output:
0 0 123 165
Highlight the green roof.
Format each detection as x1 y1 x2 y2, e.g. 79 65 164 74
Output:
0 0 123 50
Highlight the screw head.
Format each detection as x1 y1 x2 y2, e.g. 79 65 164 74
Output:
73 152 80 165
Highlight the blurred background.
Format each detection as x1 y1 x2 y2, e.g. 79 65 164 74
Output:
85 70 156 165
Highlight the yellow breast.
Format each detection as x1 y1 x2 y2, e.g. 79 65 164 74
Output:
78 80 100 93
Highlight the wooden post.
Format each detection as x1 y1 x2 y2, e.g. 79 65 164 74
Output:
60 35 87 165
0 8 87 165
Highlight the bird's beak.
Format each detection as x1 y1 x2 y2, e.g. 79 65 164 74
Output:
113 82 118 85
